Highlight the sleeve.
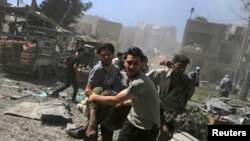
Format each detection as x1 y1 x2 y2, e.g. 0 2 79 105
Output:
74 58 80 67
126 79 144 98
147 69 160 85
88 68 102 86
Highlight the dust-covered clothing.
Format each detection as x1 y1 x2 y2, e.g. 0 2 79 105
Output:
188 71 200 87
101 70 131 130
87 61 128 140
126 72 160 130
219 75 232 97
118 72 160 141
88 61 125 93
147 68 194 113
147 68 194 141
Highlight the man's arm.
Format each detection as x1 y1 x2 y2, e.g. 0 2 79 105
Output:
74 63 81 81
88 89 132 106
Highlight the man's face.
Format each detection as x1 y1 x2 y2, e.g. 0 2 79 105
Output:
171 61 186 76
78 51 84 60
79 51 84 57
124 54 141 78
99 48 113 66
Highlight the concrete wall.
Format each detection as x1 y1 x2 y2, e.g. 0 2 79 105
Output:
181 19 243 82
96 19 122 41
121 22 179 58
181 19 227 81
182 19 227 54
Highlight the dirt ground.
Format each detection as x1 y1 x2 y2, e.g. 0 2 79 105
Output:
0 67 93 141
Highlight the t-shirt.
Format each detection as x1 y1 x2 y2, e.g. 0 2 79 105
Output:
126 72 160 130
88 61 125 92
65 54 80 78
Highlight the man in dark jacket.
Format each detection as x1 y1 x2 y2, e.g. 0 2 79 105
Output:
51 47 85 102
188 66 201 87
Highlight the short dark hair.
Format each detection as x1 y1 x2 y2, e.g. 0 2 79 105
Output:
125 46 145 61
97 43 115 54
77 47 85 53
172 54 190 65
117 52 123 57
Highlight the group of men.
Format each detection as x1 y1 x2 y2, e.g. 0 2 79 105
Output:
52 42 201 141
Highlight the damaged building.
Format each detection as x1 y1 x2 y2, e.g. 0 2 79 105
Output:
121 22 180 57
181 17 244 83
77 15 122 51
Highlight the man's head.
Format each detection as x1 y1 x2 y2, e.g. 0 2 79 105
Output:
171 54 190 76
117 52 123 60
77 47 85 57
124 46 145 78
97 43 115 66
166 60 172 68
159 60 166 66
195 66 201 72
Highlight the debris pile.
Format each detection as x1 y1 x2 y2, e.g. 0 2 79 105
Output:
202 96 250 125
175 105 208 141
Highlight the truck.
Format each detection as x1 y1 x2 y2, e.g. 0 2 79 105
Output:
0 5 65 79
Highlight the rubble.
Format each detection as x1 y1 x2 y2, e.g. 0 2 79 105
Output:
203 96 250 125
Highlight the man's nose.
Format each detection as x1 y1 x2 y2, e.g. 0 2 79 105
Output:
129 64 136 69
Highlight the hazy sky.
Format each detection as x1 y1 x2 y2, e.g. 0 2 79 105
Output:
9 0 248 42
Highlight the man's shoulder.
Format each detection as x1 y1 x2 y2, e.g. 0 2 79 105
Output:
90 62 104 72
182 73 194 86
153 68 170 74
188 71 196 75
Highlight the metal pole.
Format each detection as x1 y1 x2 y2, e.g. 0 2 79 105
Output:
56 4 73 30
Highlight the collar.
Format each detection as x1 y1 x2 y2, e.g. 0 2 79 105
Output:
166 68 172 78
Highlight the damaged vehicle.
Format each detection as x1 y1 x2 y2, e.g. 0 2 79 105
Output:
0 5 62 79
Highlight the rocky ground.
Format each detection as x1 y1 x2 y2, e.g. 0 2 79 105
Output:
0 67 93 141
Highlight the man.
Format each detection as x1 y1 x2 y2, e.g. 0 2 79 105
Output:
67 43 127 141
88 47 160 141
165 60 172 69
51 47 84 102
147 54 194 141
219 74 232 98
141 55 149 73
112 51 124 70
159 60 166 68
188 66 201 87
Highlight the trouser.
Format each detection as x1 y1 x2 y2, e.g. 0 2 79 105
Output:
101 125 113 141
118 119 159 141
54 76 78 101
157 110 175 141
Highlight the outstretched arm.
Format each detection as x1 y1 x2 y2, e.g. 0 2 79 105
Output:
88 89 132 105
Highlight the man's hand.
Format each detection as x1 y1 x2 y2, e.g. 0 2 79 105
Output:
114 102 123 108
88 93 95 102
163 112 174 122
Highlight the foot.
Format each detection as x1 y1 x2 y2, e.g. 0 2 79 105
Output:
86 127 96 137
66 127 86 139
